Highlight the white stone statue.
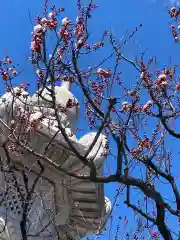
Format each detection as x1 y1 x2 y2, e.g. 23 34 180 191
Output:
0 81 111 240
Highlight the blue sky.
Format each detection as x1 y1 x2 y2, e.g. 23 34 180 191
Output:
1 0 180 239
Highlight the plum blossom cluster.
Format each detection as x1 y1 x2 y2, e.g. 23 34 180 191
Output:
40 14 58 29
85 104 98 129
16 107 43 134
57 47 64 60
36 69 45 89
17 107 29 123
76 2 98 18
155 73 168 89
170 25 179 41
82 41 104 51
85 68 112 104
31 12 59 53
8 142 23 157
151 231 159 239
30 24 45 53
93 41 104 50
140 69 151 88
75 16 85 38
154 68 174 90
91 81 105 96
8 110 44 154
169 7 180 41
30 3 106 58
0 56 18 81
131 136 152 157
120 101 132 112
74 16 104 50
139 136 152 149
140 66 175 94
11 84 29 98
30 8 64 53
5 86 43 135
31 15 70 53
169 7 180 18
141 100 153 112
27 114 43 133
120 100 153 113
97 68 112 79
58 17 71 43
77 0 81 10
58 5 101 50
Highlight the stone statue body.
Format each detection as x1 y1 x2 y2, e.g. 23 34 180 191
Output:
0 84 111 239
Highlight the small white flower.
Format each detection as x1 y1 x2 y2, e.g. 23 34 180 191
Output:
36 69 40 76
122 101 128 106
75 38 84 48
47 76 51 82
97 68 103 74
11 120 15 125
158 73 166 81
140 72 145 79
171 7 176 12
146 100 153 105
76 16 80 23
62 17 70 26
34 24 43 34
48 12 54 18
41 17 47 24
76 16 83 24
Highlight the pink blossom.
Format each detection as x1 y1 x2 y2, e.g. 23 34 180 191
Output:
48 12 55 18
171 7 176 12
30 41 36 51
144 196 148 201
1 71 8 80
97 68 111 78
151 231 159 239
59 28 69 42
12 69 17 76
140 72 145 79
33 24 43 34
76 16 83 24
142 100 153 112
124 216 128 226
41 17 47 23
57 48 63 59
75 22 85 37
75 37 84 49
156 73 168 89
157 73 167 81
30 40 41 53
